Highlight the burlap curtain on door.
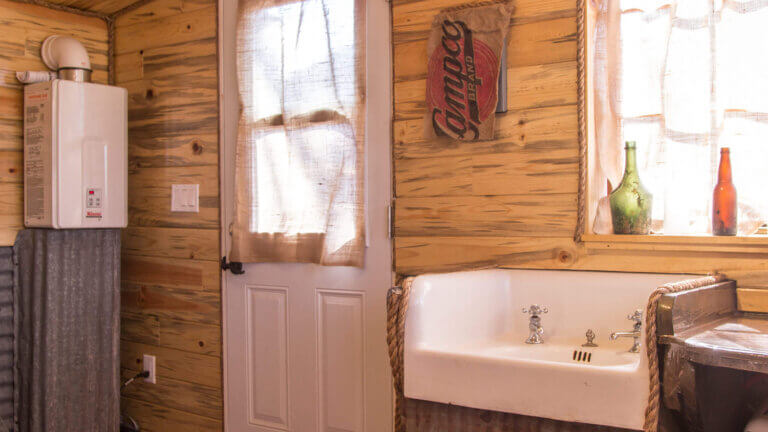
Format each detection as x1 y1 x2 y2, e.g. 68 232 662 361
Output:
590 0 768 235
232 0 366 266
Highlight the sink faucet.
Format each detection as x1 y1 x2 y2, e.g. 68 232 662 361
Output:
610 309 643 353
522 305 548 344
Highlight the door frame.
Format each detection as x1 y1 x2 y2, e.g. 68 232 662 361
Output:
217 1 233 427
217 0 394 429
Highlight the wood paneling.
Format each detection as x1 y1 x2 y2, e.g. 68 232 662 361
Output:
395 194 576 237
43 0 214 16
0 0 109 246
122 282 221 325
737 288 768 313
122 340 221 388
122 227 219 260
122 397 222 432
394 104 578 159
116 0 222 429
42 0 141 15
115 6 216 55
122 312 221 355
0 1 224 427
392 0 768 313
121 369 223 420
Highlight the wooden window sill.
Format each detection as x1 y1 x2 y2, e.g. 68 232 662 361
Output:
581 234 768 254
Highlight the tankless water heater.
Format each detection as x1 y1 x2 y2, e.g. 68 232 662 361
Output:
24 79 127 228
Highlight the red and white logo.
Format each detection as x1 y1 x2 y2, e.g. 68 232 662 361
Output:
427 19 499 140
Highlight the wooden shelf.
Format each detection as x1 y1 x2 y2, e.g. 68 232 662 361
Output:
581 234 768 254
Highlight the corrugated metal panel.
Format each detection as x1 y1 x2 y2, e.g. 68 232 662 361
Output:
0 247 14 431
14 230 119 432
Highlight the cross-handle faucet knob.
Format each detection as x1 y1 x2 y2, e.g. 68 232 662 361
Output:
522 305 548 316
582 329 598 347
627 309 643 328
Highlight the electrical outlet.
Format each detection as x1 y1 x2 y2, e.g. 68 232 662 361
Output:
143 354 157 384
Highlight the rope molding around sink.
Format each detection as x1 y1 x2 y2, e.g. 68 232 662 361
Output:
386 273 726 432
386 277 413 432
643 273 726 432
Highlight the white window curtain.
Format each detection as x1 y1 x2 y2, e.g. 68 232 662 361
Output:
231 0 366 266
591 0 768 235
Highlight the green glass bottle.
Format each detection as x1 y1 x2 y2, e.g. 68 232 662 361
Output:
609 141 652 234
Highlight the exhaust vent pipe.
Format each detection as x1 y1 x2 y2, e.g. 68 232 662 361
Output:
40 35 92 82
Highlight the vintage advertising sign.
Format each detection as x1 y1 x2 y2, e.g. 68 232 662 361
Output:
424 2 512 141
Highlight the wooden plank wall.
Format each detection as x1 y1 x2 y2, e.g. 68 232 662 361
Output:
391 0 768 309
114 0 223 430
0 0 109 245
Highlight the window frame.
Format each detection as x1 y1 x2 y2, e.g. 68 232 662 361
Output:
576 0 768 253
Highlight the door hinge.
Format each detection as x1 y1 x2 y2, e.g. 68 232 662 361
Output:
387 201 395 239
221 256 245 275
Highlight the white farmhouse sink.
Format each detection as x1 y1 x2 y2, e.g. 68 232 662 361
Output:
404 269 692 430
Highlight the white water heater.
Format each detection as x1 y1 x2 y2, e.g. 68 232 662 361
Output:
24 79 127 228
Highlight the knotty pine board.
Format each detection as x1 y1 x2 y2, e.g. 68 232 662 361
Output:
394 61 577 119
115 0 222 429
121 340 221 388
122 311 221 356
391 0 768 312
120 368 223 420
122 226 219 261
395 194 576 237
737 288 768 313
0 0 108 246
121 397 222 431
393 17 577 81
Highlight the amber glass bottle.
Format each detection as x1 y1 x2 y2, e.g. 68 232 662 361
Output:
712 148 737 236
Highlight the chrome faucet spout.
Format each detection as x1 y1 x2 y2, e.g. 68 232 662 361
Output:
609 331 640 341
609 309 643 353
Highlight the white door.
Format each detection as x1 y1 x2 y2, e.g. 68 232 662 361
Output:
218 0 393 430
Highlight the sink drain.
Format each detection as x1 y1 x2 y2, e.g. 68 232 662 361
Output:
573 350 592 363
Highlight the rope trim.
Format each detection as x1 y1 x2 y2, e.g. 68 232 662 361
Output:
575 0 588 243
106 16 115 85
111 0 155 18
8 0 109 19
438 0 512 14
642 273 726 432
387 277 414 432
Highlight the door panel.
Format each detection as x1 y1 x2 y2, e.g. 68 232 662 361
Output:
246 285 289 429
317 290 366 432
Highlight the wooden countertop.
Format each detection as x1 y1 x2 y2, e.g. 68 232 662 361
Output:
656 280 768 373
659 315 768 374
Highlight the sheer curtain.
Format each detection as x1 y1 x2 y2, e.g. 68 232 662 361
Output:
591 0 768 235
231 0 365 266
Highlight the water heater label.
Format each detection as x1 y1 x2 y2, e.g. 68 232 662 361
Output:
24 87 52 223
86 188 102 218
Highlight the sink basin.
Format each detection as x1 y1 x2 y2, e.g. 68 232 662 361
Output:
404 269 692 430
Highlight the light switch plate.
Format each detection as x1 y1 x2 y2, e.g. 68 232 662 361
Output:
171 184 199 212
